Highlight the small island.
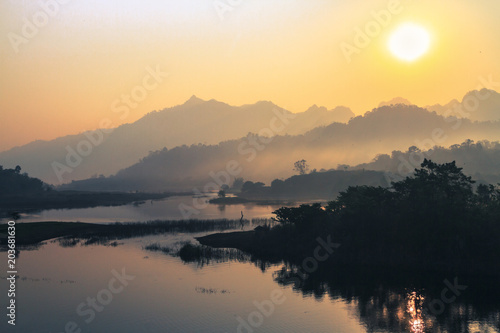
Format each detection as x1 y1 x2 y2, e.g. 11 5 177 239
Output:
198 160 500 275
0 165 181 218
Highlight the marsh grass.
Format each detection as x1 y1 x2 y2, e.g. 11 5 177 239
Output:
143 242 173 254
32 218 276 248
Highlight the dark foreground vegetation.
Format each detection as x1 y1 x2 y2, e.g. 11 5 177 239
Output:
198 160 500 275
0 165 179 217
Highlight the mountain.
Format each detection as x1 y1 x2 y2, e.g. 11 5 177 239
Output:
426 89 500 122
378 97 413 107
350 139 500 184
60 104 500 192
0 97 354 184
378 89 500 123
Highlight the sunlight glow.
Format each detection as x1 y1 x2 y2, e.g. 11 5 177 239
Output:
388 23 431 62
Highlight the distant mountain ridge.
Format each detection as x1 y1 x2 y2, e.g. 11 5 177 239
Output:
2 89 500 186
378 97 413 107
0 97 354 184
425 89 500 122
60 104 500 192
349 140 500 184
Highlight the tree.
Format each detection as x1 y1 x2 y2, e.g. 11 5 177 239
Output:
293 160 309 175
232 178 244 191
407 146 420 153
271 179 285 190
14 165 21 174
391 159 475 209
273 203 329 234
241 181 265 193
476 183 496 206
241 181 255 192
337 164 350 171
218 189 226 198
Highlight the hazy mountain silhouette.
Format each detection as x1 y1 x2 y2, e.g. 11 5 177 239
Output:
378 97 413 107
0 97 354 184
3 90 500 188
350 139 500 184
426 88 500 122
60 104 500 192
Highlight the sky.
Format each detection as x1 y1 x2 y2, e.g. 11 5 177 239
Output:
1 0 499 152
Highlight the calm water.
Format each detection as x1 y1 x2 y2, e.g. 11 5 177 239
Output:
2 197 500 332
16 194 284 223
1 229 500 332
0 233 368 333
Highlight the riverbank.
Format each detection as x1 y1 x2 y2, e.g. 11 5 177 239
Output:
0 191 185 218
0 219 271 246
196 230 256 250
208 196 295 206
0 222 106 245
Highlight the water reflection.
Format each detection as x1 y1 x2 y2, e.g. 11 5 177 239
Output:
182 248 500 333
406 291 425 333
7 221 500 333
15 195 283 223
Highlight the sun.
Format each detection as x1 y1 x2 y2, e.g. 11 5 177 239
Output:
388 23 431 62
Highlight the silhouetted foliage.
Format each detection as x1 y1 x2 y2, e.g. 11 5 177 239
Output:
209 160 500 274
241 181 265 193
241 169 387 200
293 159 310 175
273 203 329 234
231 177 244 191
351 139 500 185
0 165 49 196
0 166 176 216
324 159 500 272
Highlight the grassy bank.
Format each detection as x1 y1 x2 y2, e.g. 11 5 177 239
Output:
0 218 273 246
0 191 186 217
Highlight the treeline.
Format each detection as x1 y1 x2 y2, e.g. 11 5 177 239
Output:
0 165 174 216
350 140 500 184
0 165 50 196
227 160 500 274
239 169 388 200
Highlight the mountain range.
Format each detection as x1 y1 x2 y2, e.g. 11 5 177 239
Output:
1 89 500 190
0 96 353 184
60 103 500 192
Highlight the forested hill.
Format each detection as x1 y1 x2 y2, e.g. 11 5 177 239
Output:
60 104 500 192
0 97 354 184
350 140 500 184
0 165 50 196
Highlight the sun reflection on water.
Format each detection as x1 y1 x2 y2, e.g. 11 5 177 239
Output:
406 291 426 333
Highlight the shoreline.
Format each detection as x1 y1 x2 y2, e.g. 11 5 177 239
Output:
0 219 268 246
0 191 188 218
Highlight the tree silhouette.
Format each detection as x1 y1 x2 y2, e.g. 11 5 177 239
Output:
293 160 309 175
232 178 244 191
266 160 500 273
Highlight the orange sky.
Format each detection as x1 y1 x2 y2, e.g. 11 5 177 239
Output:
1 0 499 152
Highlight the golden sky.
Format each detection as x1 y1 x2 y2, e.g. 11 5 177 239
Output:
1 0 499 151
